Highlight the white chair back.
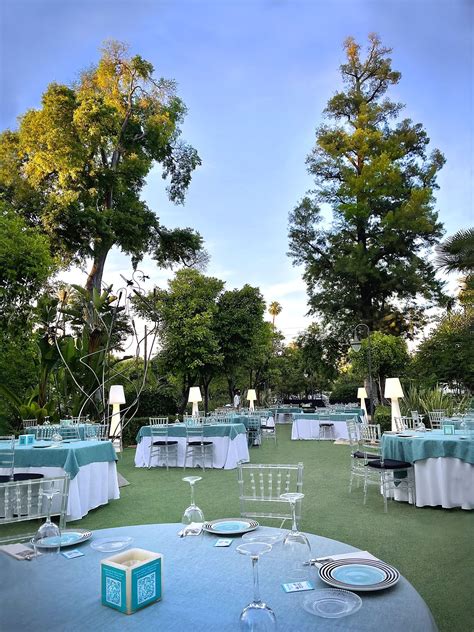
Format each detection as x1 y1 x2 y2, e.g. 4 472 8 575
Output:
149 417 169 426
0 436 15 480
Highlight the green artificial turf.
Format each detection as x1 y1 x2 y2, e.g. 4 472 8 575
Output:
2 426 472 631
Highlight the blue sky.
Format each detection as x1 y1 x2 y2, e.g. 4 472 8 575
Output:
1 0 472 340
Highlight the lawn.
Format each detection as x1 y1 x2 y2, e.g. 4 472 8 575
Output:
2 426 472 631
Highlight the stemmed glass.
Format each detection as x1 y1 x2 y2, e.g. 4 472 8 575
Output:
280 492 312 581
181 476 205 525
236 542 276 631
31 486 61 556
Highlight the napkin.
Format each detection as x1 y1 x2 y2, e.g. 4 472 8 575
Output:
0 543 39 560
313 550 378 566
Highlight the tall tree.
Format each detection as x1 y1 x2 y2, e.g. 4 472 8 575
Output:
0 40 203 292
288 34 445 336
268 301 282 327
436 228 474 308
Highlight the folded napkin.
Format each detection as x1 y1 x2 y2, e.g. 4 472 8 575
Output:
0 543 38 560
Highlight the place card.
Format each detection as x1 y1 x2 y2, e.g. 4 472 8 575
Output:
214 539 233 547
282 581 315 593
101 548 162 614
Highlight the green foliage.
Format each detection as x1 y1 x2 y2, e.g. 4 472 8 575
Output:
0 40 202 291
288 34 445 336
401 384 470 418
329 373 361 404
0 201 55 325
374 405 391 432
409 310 474 392
350 332 410 401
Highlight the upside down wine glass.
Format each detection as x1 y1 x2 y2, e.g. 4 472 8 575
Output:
280 492 312 581
181 476 205 525
31 486 61 556
237 542 277 631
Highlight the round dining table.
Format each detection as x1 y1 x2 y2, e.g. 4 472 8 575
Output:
0 523 438 631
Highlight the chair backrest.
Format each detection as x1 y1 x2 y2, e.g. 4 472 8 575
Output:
360 424 381 445
149 417 169 426
22 419 37 431
411 410 420 422
150 425 170 439
401 416 417 430
0 475 70 538
346 420 360 446
428 410 445 429
393 416 406 432
0 436 15 480
237 462 304 525
36 425 56 440
185 425 205 441
59 426 80 441
84 424 109 441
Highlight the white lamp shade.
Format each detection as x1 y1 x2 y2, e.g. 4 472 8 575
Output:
384 378 404 399
247 389 257 401
188 386 202 403
357 387 368 399
109 385 126 405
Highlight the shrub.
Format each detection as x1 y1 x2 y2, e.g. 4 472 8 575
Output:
329 374 360 404
374 405 391 432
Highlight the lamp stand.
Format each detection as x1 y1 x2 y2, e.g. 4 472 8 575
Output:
390 398 401 432
110 403 122 452
192 402 199 417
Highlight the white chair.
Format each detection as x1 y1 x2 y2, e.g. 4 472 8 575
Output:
237 462 304 527
0 475 70 541
347 422 379 493
59 426 80 441
149 417 169 426
22 419 37 432
428 411 445 430
0 436 15 481
36 425 56 441
260 415 277 444
149 425 179 470
84 424 109 441
318 422 335 440
364 455 416 513
247 416 262 447
183 426 213 470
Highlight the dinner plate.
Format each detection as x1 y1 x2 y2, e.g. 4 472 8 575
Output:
90 536 133 552
38 529 93 548
303 589 362 618
319 558 400 592
203 518 259 535
33 444 52 448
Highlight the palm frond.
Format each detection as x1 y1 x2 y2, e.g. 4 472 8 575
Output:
436 228 474 273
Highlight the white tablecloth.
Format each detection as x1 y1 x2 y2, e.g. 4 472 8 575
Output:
134 433 249 469
1 462 120 522
291 418 349 440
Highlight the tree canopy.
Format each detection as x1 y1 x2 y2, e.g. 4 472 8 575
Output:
288 34 446 336
0 40 203 292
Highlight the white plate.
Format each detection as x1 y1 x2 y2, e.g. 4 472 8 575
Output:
203 519 259 535
90 537 133 552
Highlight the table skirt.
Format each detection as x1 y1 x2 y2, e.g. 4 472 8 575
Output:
291 418 349 440
134 433 249 470
1 462 120 521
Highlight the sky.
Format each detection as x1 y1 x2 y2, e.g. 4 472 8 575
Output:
0 0 472 341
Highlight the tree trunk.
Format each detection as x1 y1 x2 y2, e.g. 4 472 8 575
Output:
227 376 235 403
202 377 212 415
86 245 110 293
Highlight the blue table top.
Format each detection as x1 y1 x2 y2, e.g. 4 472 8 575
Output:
0 523 437 631
382 431 474 465
7 440 117 479
136 423 247 444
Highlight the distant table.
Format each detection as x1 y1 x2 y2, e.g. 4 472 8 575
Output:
291 413 360 440
0 523 438 631
0 440 119 521
382 431 474 509
134 423 249 469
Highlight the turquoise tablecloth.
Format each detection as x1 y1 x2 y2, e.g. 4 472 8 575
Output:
136 423 247 444
0 523 438 631
10 440 117 479
382 431 474 465
292 412 363 423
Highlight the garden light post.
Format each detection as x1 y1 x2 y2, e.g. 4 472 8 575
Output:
109 385 126 451
247 389 257 412
188 386 202 417
350 324 374 420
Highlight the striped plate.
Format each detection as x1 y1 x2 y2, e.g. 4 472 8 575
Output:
203 519 259 535
319 558 400 592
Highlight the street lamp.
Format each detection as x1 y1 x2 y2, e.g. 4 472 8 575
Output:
349 324 374 420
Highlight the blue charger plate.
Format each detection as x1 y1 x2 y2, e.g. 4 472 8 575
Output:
319 558 400 592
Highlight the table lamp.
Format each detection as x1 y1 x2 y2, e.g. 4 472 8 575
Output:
247 389 257 412
384 378 404 432
188 386 202 417
357 387 368 421
109 385 126 450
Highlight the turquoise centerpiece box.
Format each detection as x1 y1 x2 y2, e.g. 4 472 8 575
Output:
101 548 162 614
18 434 34 446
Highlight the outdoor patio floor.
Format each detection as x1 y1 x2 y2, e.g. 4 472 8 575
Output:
2 425 472 631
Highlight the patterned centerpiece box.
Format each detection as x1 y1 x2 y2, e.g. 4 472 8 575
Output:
101 548 163 614
18 434 34 446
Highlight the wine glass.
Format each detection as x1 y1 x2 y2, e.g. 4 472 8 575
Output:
31 486 61 557
237 542 276 631
280 492 312 581
181 476 205 525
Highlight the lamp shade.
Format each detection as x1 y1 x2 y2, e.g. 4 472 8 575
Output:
384 378 404 399
247 389 257 401
357 387 368 399
109 385 126 405
188 386 202 403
